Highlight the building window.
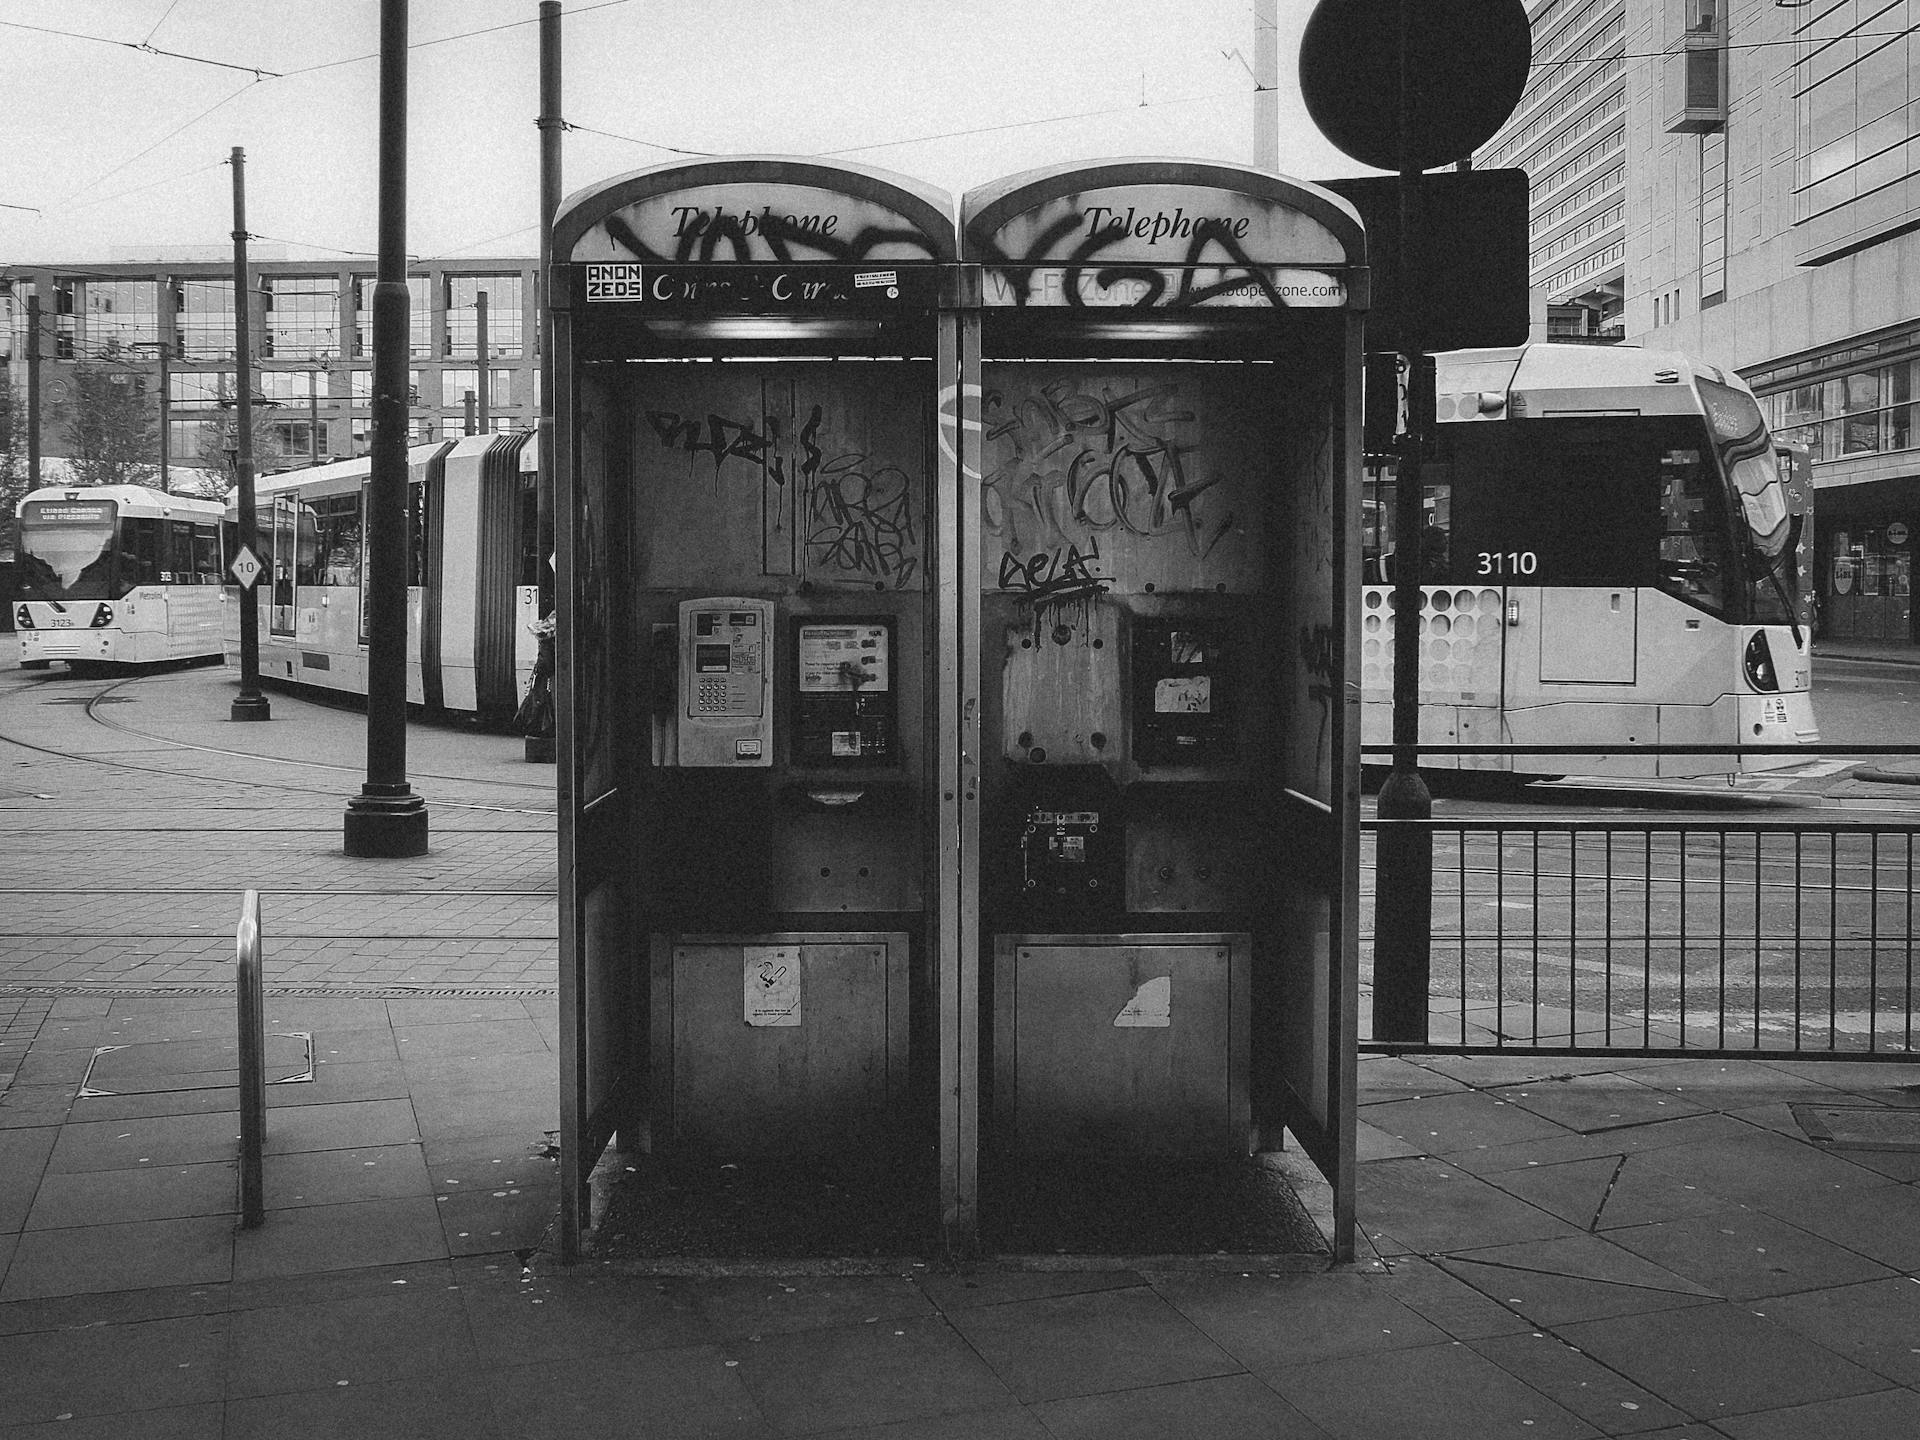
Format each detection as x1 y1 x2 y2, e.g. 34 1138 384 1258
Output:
1793 2 1918 223
1760 354 1920 462
261 276 338 360
176 280 235 361
84 280 161 355
352 275 431 359
444 275 524 359
1700 130 1728 303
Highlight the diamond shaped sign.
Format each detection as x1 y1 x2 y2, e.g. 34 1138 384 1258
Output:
229 545 263 590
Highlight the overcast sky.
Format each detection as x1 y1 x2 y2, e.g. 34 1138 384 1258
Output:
0 0 1373 265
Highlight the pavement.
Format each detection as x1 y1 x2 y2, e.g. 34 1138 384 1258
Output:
4 658 1920 1438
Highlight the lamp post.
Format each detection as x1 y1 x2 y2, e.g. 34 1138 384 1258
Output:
343 0 429 857
229 146 271 723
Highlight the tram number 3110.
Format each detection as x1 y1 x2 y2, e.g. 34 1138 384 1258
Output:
1475 551 1539 577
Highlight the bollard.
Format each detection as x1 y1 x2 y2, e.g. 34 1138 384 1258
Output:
236 890 266 1228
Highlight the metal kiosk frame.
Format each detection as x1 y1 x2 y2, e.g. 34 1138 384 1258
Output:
550 155 1364 1262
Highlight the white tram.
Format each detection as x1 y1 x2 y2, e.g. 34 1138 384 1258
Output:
1362 342 1819 779
226 432 543 724
12 485 229 669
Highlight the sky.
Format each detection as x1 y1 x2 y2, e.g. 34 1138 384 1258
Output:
0 0 1372 266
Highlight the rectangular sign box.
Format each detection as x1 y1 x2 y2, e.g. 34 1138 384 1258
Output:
583 262 938 310
983 266 1348 309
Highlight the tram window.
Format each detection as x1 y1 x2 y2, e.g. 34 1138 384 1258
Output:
1656 446 1727 612
407 481 428 586
293 503 324 586
167 521 195 584
313 494 362 586
120 518 164 589
519 472 541 588
192 524 223 584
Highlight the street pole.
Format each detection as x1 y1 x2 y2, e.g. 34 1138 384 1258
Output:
308 366 321 464
156 343 170 494
25 293 41 490
344 0 429 857
475 289 489 432
1372 0 1433 1043
537 0 561 626
230 147 271 722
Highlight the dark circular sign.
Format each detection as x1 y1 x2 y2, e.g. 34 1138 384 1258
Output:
1299 0 1533 173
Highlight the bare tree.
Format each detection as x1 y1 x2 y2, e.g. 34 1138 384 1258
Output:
61 359 161 489
0 372 28 519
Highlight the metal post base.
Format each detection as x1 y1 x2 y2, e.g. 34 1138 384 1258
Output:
524 735 556 763
343 793 429 857
230 692 272 722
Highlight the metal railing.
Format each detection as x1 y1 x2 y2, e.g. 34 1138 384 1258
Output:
1361 819 1920 1060
237 889 266 1227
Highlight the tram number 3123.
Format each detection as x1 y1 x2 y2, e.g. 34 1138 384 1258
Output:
1475 550 1539 577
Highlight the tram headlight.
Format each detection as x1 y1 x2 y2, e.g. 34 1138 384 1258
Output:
1744 631 1779 692
13 605 31 630
89 603 114 629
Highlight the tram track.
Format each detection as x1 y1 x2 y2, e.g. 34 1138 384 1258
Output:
0 665 555 817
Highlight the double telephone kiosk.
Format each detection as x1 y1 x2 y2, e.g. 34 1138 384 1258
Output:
664 599 897 768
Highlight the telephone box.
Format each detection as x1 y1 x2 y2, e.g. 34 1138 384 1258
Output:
959 162 1366 1252
552 156 1364 1260
550 158 963 1258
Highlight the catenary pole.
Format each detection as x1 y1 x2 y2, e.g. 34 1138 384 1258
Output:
230 147 271 722
344 0 429 857
537 1 561 622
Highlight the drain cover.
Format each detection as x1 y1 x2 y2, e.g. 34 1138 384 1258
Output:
79 1032 315 1096
1792 1103 1920 1151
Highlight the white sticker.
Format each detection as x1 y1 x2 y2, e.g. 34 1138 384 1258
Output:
1154 676 1211 714
744 946 801 1026
798 624 890 692
1114 975 1171 1028
831 731 862 757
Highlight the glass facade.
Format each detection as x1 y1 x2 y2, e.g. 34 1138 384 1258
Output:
1794 0 1918 222
262 276 339 360
176 280 235 361
1763 357 1918 462
84 280 161 355
352 275 432 358
444 275 524 358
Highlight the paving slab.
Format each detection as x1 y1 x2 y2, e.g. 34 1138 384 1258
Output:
1263 1336 1600 1440
1150 1269 1450 1374
1357 1156 1584 1254
1032 1372 1332 1440
728 1315 1013 1433
943 1284 1240 1404
1555 1302 1889 1420
0 1212 235 1300
1711 1382 1920 1440
1600 1206 1897 1300
0 1310 230 1426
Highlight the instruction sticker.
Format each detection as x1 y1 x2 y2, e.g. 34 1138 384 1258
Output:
1114 975 1171 1028
799 624 890 692
1154 675 1212 713
744 946 801 1026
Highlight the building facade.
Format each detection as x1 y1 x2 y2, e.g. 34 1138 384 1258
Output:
1477 0 1631 341
2 255 541 489
1627 0 1920 643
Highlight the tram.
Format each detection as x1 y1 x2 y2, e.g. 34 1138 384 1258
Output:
12 485 228 669
225 431 542 724
1361 342 1819 779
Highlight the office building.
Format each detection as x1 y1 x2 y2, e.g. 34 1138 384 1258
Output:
2 253 540 488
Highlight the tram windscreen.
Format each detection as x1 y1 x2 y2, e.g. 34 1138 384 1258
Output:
1699 377 1802 627
15 498 118 601
1366 413 1803 624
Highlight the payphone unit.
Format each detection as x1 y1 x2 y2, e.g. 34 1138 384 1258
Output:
673 597 774 768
